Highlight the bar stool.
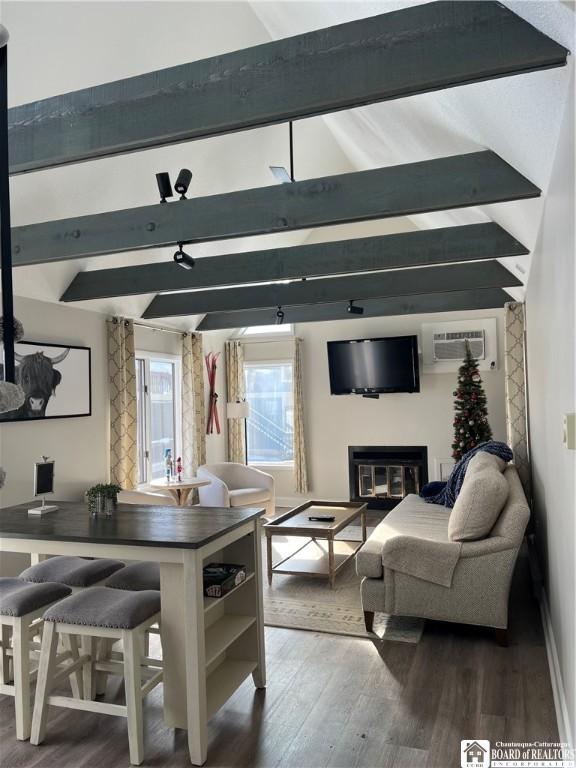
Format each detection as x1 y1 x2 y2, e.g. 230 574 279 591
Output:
20 556 125 590
31 586 162 766
105 562 161 663
20 558 125 700
105 562 160 591
0 577 72 740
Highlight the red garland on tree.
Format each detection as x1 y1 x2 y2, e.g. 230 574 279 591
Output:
451 342 493 461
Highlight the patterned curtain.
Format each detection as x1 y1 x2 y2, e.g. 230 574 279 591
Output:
504 302 531 497
225 341 245 463
182 333 206 477
107 318 137 489
293 337 309 494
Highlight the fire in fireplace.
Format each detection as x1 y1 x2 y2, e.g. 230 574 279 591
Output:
348 446 428 511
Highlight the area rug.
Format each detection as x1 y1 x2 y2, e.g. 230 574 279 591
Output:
262 531 424 643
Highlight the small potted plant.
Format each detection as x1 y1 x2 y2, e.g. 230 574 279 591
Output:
86 483 121 516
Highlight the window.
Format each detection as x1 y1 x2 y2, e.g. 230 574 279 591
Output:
244 362 294 466
135 353 181 483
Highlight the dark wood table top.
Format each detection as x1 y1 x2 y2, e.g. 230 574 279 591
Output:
0 501 265 549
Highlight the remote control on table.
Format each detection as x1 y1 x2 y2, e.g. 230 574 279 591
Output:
308 515 336 522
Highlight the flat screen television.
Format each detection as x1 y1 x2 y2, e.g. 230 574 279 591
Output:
327 335 420 395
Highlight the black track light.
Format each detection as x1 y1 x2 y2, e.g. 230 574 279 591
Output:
347 300 364 315
276 306 285 325
156 172 173 203
175 168 193 199
174 243 195 270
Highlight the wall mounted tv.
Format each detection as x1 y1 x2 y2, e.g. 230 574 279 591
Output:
327 335 420 396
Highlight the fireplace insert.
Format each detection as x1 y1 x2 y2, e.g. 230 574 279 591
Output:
348 445 428 512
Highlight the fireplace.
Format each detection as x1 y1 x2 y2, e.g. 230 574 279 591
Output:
348 445 428 512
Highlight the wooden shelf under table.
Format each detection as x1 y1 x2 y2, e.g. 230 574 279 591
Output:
206 659 258 719
204 615 256 668
204 571 255 615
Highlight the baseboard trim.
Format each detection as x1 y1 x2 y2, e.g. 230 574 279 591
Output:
537 582 574 748
527 536 573 748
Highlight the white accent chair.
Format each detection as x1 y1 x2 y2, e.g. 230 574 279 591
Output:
197 463 275 519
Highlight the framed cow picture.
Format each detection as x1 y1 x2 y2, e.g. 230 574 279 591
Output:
0 341 92 422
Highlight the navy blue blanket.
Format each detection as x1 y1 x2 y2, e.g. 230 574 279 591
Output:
421 441 513 508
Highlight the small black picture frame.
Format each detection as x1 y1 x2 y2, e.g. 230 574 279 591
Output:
34 459 55 496
0 340 92 423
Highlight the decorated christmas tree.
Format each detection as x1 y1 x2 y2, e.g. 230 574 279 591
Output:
451 343 493 461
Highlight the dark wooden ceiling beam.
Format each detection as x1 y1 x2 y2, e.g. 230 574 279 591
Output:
8 2 567 175
60 223 528 303
197 288 512 331
142 262 521 319
11 152 540 267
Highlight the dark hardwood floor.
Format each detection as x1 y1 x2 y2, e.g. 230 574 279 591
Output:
0 551 557 768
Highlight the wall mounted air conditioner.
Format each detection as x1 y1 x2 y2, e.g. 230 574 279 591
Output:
433 329 485 362
421 318 498 373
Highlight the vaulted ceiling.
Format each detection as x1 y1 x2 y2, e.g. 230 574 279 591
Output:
3 1 574 330
252 0 574 275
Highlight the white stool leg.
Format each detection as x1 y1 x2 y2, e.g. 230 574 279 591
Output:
30 621 58 745
141 631 150 660
81 636 97 700
0 624 12 684
95 638 114 696
123 630 144 766
13 617 31 741
62 634 84 699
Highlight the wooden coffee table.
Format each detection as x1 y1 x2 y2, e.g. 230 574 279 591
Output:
263 500 367 588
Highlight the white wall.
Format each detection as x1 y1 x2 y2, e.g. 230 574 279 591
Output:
0 296 109 574
0 309 230 501
230 308 507 504
525 66 575 746
134 325 182 358
0 296 109 507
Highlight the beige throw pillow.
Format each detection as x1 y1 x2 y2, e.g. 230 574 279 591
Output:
448 466 509 541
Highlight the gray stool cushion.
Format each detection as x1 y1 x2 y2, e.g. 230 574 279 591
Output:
43 587 161 630
0 577 71 617
106 562 160 592
20 556 124 588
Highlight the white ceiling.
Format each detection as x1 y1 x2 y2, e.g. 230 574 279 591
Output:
2 1 574 328
252 1 575 292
